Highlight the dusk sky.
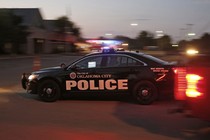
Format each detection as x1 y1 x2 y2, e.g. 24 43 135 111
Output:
1 0 210 42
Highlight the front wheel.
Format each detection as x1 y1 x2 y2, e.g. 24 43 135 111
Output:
38 79 61 102
133 80 158 105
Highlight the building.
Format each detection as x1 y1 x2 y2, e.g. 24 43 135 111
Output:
0 8 77 54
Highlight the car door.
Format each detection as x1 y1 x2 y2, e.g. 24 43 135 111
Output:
64 55 105 93
96 54 148 93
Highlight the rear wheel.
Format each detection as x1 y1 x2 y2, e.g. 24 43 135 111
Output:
133 80 158 105
38 79 61 102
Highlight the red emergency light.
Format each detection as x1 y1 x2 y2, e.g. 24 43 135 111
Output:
186 74 204 98
173 67 187 100
174 67 206 100
184 68 208 121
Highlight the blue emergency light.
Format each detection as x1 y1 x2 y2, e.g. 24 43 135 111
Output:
101 47 116 53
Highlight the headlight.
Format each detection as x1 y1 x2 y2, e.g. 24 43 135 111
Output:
28 74 39 81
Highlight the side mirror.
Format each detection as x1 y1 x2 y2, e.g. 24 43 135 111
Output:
60 63 66 68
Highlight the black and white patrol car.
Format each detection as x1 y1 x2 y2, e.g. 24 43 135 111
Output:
22 48 176 104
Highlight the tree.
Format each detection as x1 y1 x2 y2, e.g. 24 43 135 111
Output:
0 10 29 54
178 40 188 51
178 33 210 53
156 35 172 50
136 31 155 49
200 33 210 52
54 16 81 37
114 35 135 50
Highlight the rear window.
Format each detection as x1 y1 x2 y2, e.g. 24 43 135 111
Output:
142 54 169 64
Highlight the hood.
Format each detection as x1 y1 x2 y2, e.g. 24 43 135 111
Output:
33 66 64 74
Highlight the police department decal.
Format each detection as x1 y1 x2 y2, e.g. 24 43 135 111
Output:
66 73 128 91
69 72 76 79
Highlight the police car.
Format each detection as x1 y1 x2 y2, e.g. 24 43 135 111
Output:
21 48 175 104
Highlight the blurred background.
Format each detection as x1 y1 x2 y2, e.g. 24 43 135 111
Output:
0 0 210 56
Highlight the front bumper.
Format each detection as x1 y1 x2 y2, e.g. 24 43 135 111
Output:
21 73 37 94
21 73 29 89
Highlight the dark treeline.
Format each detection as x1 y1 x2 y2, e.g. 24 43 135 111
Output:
0 10 210 54
114 31 210 53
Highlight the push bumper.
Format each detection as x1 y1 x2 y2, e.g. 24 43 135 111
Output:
21 73 37 94
21 73 29 90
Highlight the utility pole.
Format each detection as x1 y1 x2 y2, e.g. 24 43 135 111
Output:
186 24 196 40
179 28 186 41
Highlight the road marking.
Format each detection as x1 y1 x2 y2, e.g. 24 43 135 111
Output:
0 88 13 93
0 88 11 103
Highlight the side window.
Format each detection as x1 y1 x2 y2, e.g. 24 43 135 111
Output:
106 55 144 67
127 57 144 66
120 57 128 66
106 56 121 67
120 56 145 66
74 56 103 69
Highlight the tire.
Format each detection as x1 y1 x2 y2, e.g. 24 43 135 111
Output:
38 79 61 102
133 80 158 105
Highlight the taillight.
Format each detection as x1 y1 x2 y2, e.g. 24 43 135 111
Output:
173 67 187 100
186 74 204 98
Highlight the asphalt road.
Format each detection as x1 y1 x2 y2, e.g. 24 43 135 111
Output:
0 54 210 140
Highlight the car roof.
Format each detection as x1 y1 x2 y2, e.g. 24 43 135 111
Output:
84 50 169 65
86 50 142 56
